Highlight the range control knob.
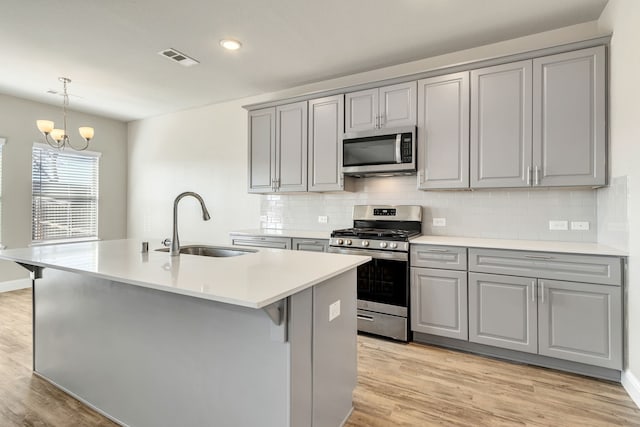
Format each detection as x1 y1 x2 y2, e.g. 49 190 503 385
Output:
346 239 352 246
337 239 344 245
389 242 398 249
362 240 369 247
380 242 388 248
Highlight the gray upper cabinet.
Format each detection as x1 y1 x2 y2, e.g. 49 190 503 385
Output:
532 46 606 187
417 72 470 189
471 60 533 188
276 101 308 192
538 279 622 370
308 95 345 192
345 82 416 132
248 102 307 193
248 108 276 193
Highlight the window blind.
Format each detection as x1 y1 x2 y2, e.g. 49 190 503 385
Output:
31 143 100 242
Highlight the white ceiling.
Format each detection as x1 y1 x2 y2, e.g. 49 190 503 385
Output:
0 0 608 122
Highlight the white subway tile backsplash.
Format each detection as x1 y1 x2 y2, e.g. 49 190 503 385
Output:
260 176 598 241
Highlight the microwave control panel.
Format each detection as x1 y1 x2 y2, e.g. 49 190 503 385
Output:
401 133 412 163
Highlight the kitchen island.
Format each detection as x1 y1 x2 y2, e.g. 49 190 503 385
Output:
0 239 370 427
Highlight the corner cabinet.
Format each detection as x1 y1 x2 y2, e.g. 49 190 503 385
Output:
345 82 417 132
470 46 606 189
308 95 346 192
417 72 470 189
248 101 308 193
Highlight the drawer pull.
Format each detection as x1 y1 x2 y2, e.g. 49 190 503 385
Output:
424 249 450 253
357 315 375 322
540 281 545 303
297 240 317 244
531 280 536 302
524 255 553 260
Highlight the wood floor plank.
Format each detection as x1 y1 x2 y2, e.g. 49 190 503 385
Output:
1 288 639 426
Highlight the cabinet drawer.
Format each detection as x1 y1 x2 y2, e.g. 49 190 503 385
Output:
230 235 291 250
411 245 467 270
292 238 328 252
468 248 622 286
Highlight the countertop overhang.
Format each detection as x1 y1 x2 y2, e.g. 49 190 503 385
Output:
0 239 370 309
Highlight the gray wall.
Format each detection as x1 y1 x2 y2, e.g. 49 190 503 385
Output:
0 93 127 281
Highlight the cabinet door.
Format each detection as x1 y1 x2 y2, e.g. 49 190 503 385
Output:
417 73 469 189
468 273 537 353
345 88 378 132
533 46 606 187
276 101 308 192
538 279 622 369
470 61 533 188
411 267 468 340
379 81 417 129
308 95 344 191
248 108 276 193
293 238 328 252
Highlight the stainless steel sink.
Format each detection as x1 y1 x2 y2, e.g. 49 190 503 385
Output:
156 245 256 257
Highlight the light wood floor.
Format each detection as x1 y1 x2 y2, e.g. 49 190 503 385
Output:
2 288 639 426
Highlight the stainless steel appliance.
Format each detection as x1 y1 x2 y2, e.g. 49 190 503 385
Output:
328 205 422 341
342 126 416 176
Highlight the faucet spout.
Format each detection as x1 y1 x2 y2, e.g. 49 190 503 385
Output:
170 191 211 256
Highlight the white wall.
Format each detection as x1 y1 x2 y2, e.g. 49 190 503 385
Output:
0 93 128 282
597 0 640 397
127 21 607 245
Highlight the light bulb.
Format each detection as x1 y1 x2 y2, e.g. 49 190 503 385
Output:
79 126 94 141
50 129 65 142
37 120 54 134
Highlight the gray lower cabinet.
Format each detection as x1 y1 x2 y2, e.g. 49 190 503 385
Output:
411 267 468 340
230 235 292 250
417 72 470 189
308 95 345 192
468 272 538 353
248 102 307 193
292 238 328 252
538 279 622 369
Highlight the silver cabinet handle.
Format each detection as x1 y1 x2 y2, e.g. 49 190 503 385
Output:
379 113 385 128
527 166 531 186
534 165 540 186
531 280 536 302
424 248 450 253
395 134 402 163
524 255 553 260
357 315 374 322
540 281 545 304
374 115 379 129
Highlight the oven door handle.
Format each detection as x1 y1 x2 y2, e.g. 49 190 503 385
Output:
357 315 375 322
395 133 402 163
328 246 408 261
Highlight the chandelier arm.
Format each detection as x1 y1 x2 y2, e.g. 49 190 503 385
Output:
44 133 64 149
65 136 89 151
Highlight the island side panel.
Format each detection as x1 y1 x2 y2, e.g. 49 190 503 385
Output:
313 269 358 427
34 268 290 427
289 287 313 427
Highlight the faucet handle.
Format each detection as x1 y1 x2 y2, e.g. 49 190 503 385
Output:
162 238 171 247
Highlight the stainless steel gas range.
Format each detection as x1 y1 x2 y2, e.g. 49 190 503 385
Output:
328 205 422 341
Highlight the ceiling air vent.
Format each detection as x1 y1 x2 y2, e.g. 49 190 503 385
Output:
158 48 200 67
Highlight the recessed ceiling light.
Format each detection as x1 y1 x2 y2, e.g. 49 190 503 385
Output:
219 39 242 51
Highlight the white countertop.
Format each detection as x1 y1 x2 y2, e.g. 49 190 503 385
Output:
0 239 369 309
229 229 332 240
410 235 627 257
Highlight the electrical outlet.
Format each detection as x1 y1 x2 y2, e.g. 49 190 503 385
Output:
318 215 328 224
259 215 267 222
571 221 590 231
329 300 341 321
549 220 569 231
432 218 446 227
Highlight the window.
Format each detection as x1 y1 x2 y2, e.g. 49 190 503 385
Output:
31 143 100 243
0 137 4 246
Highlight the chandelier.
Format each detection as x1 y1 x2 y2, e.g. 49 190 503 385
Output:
36 77 95 151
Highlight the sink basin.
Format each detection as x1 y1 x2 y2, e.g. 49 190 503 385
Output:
155 245 257 258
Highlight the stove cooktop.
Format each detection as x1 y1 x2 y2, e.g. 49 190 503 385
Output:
331 227 420 241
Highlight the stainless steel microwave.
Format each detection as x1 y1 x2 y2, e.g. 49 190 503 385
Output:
342 126 416 176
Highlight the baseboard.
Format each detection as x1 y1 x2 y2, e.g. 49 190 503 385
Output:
0 278 31 293
622 370 640 409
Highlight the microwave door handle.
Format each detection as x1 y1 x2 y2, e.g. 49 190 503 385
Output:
395 134 402 163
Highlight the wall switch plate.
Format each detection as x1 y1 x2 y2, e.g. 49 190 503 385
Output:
318 215 328 224
259 215 268 222
329 300 340 321
571 221 590 231
549 220 569 231
432 218 446 227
